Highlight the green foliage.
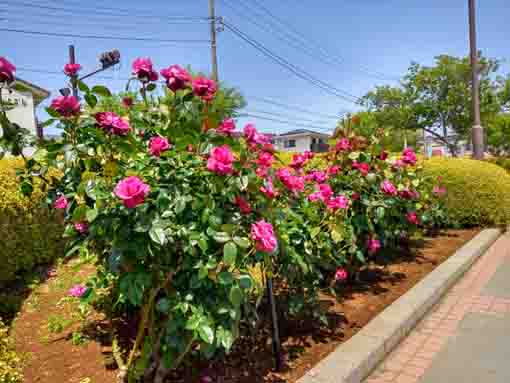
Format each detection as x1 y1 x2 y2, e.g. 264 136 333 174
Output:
424 158 510 226
487 113 510 155
0 159 64 282
0 320 23 383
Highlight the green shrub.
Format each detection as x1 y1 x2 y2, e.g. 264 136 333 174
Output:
487 157 510 174
0 158 64 282
423 158 510 226
0 320 23 383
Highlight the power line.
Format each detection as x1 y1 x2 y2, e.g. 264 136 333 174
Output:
222 21 360 105
240 113 335 133
248 95 346 118
16 67 131 81
243 0 400 82
244 109 334 126
0 28 210 44
2 1 210 21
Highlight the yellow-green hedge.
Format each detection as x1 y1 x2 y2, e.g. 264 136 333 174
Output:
423 158 510 226
0 320 23 383
0 158 64 282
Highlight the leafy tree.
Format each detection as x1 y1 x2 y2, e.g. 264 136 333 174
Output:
362 54 506 156
487 113 510 155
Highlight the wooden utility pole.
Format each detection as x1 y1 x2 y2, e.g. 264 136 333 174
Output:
68 45 78 98
209 0 219 82
468 0 484 159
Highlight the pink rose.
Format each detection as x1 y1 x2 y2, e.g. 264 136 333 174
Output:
234 196 252 214
433 186 447 197
328 165 341 175
406 211 420 225
336 138 351 152
308 183 333 202
305 170 328 183
74 222 89 234
243 124 269 146
334 268 348 282
367 238 381 255
192 76 217 101
262 143 275 152
351 192 360 200
326 195 350 210
381 179 398 196
260 177 278 199
207 145 235 175
122 97 134 108
160 65 191 92
95 112 131 135
50 96 80 117
132 57 158 82
392 159 405 169
149 136 171 157
379 151 389 161
63 63 81 76
399 188 420 200
290 153 307 169
216 118 236 136
0 57 16 84
251 220 277 254
114 176 151 208
256 152 274 168
255 166 268 178
352 161 370 176
303 151 314 160
68 284 87 298
401 148 417 165
54 195 68 210
276 168 304 193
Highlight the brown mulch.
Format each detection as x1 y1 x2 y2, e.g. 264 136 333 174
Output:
12 229 481 383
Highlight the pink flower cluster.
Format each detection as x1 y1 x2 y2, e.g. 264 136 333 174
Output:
207 145 235 175
192 76 217 101
335 268 348 282
308 184 349 211
305 170 328 183
352 161 370 176
276 168 305 193
367 238 381 254
132 57 158 82
244 124 270 148
260 177 278 199
216 118 236 136
0 57 16 83
336 138 352 152
399 188 420 200
74 221 89 234
234 196 252 214
251 220 277 254
381 179 398 196
95 112 131 135
68 284 87 298
406 211 420 225
401 148 417 165
290 151 313 169
50 96 80 118
54 195 69 210
114 176 151 208
160 65 191 92
149 136 171 157
433 186 447 197
64 63 81 76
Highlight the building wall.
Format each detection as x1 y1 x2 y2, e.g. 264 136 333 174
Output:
274 135 316 153
1 88 37 136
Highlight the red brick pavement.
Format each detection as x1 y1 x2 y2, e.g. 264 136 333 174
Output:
364 234 510 383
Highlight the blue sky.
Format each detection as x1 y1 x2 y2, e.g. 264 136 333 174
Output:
2 0 509 136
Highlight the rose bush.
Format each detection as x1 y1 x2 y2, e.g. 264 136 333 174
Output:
19 56 447 381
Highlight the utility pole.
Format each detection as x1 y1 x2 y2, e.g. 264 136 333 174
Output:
68 45 78 98
209 0 219 82
468 0 484 159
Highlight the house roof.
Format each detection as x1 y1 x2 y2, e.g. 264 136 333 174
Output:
12 77 51 105
277 129 330 138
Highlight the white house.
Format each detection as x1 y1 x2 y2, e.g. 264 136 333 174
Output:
273 129 330 153
1 78 50 139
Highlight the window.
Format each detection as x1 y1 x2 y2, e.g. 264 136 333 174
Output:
284 139 296 148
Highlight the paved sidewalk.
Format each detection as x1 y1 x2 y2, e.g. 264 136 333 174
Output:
364 232 510 383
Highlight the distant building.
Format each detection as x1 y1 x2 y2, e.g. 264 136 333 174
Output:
1 78 50 139
273 129 330 153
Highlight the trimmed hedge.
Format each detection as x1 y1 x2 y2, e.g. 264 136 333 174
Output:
0 158 64 282
487 157 510 174
423 158 510 226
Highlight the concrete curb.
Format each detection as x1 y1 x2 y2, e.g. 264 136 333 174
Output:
298 228 502 383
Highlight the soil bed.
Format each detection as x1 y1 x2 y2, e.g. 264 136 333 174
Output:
12 228 480 383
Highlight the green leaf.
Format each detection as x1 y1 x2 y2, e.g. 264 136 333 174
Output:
77 81 89 93
348 151 360 160
46 107 61 118
175 197 186 214
217 327 234 351
198 323 215 344
146 83 157 92
220 224 236 234
218 272 234 285
238 275 252 290
310 227 321 238
86 208 98 222
156 298 171 313
229 285 243 307
91 85 112 97
331 229 343 243
233 236 251 249
84 93 97 108
223 242 237 265
149 227 166 245
213 232 231 243
356 251 366 263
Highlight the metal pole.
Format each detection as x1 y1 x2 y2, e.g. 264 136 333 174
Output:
468 0 484 159
68 45 78 98
209 0 219 82
267 277 282 371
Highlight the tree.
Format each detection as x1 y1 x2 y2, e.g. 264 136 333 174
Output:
362 54 506 156
487 113 510 155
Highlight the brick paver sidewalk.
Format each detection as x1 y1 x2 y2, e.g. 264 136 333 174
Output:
364 232 510 383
